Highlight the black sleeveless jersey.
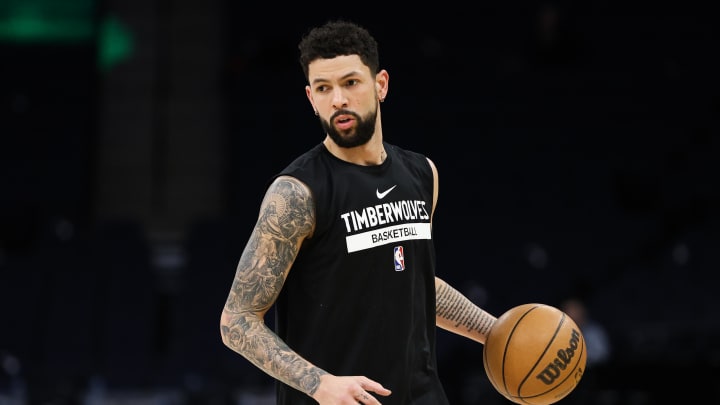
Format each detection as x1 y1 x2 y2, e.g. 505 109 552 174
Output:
272 142 449 405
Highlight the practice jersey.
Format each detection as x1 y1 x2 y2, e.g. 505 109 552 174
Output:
272 142 449 405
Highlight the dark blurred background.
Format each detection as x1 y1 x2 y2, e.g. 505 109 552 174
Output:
1 0 718 404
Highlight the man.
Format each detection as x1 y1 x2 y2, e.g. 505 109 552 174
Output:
220 20 497 405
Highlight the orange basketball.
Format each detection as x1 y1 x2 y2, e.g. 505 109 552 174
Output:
483 303 587 405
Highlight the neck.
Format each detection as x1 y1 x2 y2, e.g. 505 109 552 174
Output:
323 138 386 166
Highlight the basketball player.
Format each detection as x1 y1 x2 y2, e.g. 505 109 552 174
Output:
220 20 498 405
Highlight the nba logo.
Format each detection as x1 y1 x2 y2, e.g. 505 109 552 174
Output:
394 246 405 271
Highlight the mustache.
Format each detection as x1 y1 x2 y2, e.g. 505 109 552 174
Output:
330 109 360 121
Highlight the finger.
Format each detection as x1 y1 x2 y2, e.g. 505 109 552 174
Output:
358 378 392 396
356 392 373 404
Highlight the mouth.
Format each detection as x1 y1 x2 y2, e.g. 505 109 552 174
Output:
333 114 356 131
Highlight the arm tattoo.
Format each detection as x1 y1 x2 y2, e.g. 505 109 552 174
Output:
436 282 494 337
221 177 327 395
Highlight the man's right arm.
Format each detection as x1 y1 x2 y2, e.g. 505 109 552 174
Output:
219 175 327 395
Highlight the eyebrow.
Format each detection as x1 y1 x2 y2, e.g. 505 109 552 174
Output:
310 70 362 86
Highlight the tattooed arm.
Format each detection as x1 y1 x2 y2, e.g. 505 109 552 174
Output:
435 277 497 344
220 176 321 392
220 176 390 404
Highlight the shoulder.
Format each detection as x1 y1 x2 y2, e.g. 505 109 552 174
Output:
280 143 326 173
274 143 332 189
386 142 427 161
386 143 435 179
262 175 316 237
265 175 314 207
425 157 438 175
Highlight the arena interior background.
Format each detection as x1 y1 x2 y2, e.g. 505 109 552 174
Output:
1 1 717 404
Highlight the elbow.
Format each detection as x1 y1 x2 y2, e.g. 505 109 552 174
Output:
220 308 260 352
219 309 240 349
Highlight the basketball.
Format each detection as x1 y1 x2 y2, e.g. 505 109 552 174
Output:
483 303 587 404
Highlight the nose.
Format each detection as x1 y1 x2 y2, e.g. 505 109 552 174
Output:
331 88 348 110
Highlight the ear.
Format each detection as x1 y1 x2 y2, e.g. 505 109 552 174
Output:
305 85 317 113
376 69 389 101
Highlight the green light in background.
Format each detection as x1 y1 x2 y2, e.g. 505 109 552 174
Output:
97 15 133 72
0 0 95 43
0 0 135 72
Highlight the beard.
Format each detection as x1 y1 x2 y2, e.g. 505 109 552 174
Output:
319 105 378 148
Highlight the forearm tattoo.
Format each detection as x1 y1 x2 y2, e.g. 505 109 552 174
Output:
436 282 494 337
221 177 327 395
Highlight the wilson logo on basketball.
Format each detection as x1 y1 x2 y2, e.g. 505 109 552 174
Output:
535 328 582 385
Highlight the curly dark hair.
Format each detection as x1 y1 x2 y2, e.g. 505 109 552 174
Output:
298 20 380 81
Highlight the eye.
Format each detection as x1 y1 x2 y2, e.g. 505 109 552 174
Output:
345 79 358 87
316 85 329 93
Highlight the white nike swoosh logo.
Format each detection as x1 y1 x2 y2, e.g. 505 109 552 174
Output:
376 185 397 199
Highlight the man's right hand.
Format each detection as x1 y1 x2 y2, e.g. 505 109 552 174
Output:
311 375 392 405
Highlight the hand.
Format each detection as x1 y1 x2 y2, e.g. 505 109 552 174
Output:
311 375 392 404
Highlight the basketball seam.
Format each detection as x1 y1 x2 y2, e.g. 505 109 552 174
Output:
517 311 564 397
502 304 540 397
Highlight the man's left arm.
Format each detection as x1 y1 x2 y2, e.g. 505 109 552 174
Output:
435 277 497 344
